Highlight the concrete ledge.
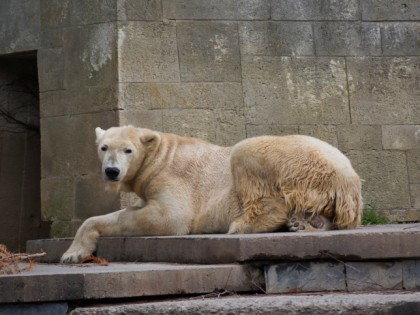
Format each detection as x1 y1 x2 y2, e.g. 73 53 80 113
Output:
0 263 262 304
27 224 420 264
70 292 420 315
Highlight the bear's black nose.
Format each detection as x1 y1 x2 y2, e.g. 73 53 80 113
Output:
105 167 120 180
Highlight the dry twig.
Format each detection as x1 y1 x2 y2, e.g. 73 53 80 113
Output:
0 244 46 275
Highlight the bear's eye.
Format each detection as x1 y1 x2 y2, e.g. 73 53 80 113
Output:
101 145 108 152
124 148 132 154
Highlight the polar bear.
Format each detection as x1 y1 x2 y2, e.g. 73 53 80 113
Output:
61 126 362 263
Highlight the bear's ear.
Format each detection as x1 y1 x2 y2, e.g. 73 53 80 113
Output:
95 127 106 143
140 131 160 147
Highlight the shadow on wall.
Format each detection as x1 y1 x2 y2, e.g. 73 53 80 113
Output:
0 53 50 251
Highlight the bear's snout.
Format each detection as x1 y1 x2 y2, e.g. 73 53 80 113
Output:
105 167 120 181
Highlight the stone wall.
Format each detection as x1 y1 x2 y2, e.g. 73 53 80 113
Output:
0 0 419 238
119 0 420 222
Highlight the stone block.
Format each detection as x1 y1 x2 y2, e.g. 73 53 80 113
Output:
361 0 420 21
119 82 243 111
177 21 241 82
81 23 118 87
40 86 118 117
407 151 420 183
40 27 63 49
118 21 179 82
271 0 360 20
382 125 420 150
119 0 162 21
40 0 70 28
403 260 420 290
346 150 411 209
346 262 403 291
64 24 118 88
242 56 349 125
41 177 74 222
239 21 314 56
119 110 163 131
411 184 420 208
299 125 338 147
337 125 382 151
0 304 68 315
50 220 82 238
162 109 216 142
246 124 299 138
348 57 420 124
314 22 381 56
383 23 420 55
69 0 117 25
0 0 40 55
38 48 64 92
214 109 246 146
41 111 117 178
75 175 121 220
265 262 346 293
163 0 269 20
379 209 420 223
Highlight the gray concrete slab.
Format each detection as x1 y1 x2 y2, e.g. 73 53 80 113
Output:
70 292 420 315
27 224 420 264
0 263 262 304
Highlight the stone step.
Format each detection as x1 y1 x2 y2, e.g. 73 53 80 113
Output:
69 292 420 315
27 224 420 264
0 262 263 304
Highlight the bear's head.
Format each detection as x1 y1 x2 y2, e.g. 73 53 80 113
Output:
95 126 161 188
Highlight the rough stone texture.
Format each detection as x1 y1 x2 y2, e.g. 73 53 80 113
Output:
407 151 420 183
118 0 163 21
382 23 420 55
163 0 270 20
27 224 420 264
411 184 420 208
314 22 381 56
0 303 68 315
119 82 243 111
246 124 299 138
346 150 411 209
50 220 82 238
382 125 420 150
348 57 420 125
37 48 64 92
41 177 74 222
346 262 403 291
119 110 164 131
41 112 117 178
118 21 179 82
239 22 314 56
69 293 420 315
337 125 382 151
403 260 420 290
75 175 120 221
242 56 349 125
379 209 420 223
0 263 262 303
177 21 241 82
361 0 420 21
271 0 360 21
265 262 346 293
0 0 40 55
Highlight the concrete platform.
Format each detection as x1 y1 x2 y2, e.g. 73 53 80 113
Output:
70 291 420 315
0 262 262 304
27 224 420 264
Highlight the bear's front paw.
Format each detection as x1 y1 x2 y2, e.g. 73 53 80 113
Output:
60 248 91 264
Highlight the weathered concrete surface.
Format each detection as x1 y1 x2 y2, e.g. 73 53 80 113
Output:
0 263 262 304
70 292 420 315
27 224 420 264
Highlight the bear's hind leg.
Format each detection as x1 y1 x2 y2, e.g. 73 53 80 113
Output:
287 212 332 232
228 197 290 234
